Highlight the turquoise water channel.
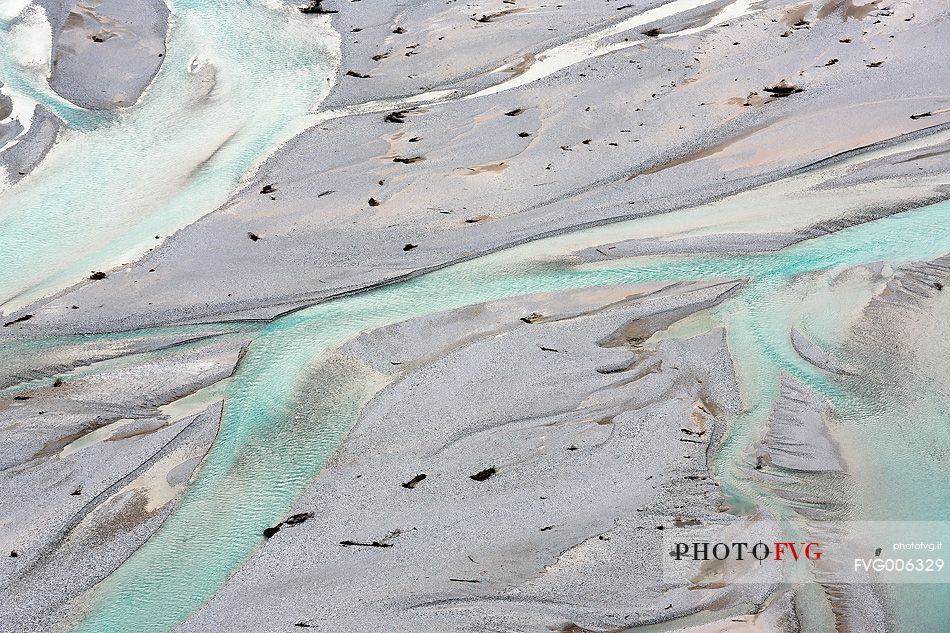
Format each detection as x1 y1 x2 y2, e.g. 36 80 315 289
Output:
1 0 948 630
0 0 337 310
65 199 950 632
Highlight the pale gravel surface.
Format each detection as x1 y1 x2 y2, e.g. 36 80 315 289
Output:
5 0 950 334
1 1 949 631
176 281 782 633
36 0 169 110
0 104 61 184
0 335 248 633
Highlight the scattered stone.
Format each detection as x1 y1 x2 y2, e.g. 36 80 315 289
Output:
643 27 661 37
402 473 427 489
384 110 411 123
518 131 531 137
3 314 32 327
824 58 838 66
284 512 314 526
339 540 393 548
248 232 261 241
9 551 17 558
260 184 277 194
392 155 424 164
393 26 407 34
448 578 480 583
263 511 313 538
866 60 884 67
910 111 933 120
540 525 554 531
89 271 107 280
368 197 381 207
13 395 30 401
299 0 337 13
538 345 560 352
469 467 496 481
503 108 524 117
345 70 371 79
403 243 418 251
762 81 802 96
71 487 82 496
520 312 544 324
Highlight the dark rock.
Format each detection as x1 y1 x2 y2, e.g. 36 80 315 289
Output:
866 61 884 67
368 197 381 207
89 271 107 280
403 243 418 251
503 108 524 116
299 0 337 14
384 110 411 123
824 58 838 66
910 111 933 120
762 81 802 96
469 467 496 481
263 525 281 538
518 131 531 137
247 232 261 241
71 487 82 496
520 312 544 323
402 473 427 489
345 70 371 79
393 26 407 34
3 314 32 327
9 551 17 558
260 184 277 194
339 540 393 547
935 282 943 291
13 395 30 401
643 27 661 37
392 155 424 164
284 512 314 526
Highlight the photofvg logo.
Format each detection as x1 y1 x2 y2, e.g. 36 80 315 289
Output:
662 520 950 586
670 540 823 563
